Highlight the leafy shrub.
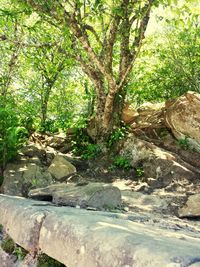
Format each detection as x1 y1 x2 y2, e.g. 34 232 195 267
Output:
80 143 102 160
1 236 15 254
71 128 101 159
1 235 27 260
135 167 144 177
73 141 101 159
13 246 27 261
128 21 200 104
0 106 28 168
39 119 59 133
19 116 35 134
107 126 128 147
177 136 190 150
113 155 131 170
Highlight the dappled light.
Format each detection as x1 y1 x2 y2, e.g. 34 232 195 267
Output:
0 0 200 266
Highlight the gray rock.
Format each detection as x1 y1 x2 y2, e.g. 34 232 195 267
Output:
178 194 200 218
0 247 17 267
121 135 197 190
121 191 168 213
16 155 42 165
20 144 46 159
165 91 200 152
29 182 122 209
46 133 67 149
48 155 76 180
1 195 200 267
2 163 53 196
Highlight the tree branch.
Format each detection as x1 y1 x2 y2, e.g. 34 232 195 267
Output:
83 24 103 46
118 0 154 89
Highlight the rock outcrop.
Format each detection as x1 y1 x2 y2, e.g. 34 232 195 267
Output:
165 91 200 151
122 102 165 129
179 193 200 218
122 134 200 190
48 155 76 180
2 162 53 197
29 182 121 209
122 92 200 153
45 133 67 149
20 144 46 159
1 195 200 267
121 103 139 124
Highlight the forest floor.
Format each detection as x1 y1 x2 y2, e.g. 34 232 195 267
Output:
2 129 200 245
61 149 200 240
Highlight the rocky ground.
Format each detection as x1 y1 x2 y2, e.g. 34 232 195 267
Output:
1 91 200 266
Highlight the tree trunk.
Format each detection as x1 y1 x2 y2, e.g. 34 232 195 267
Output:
87 86 125 143
40 91 50 130
40 81 53 130
41 102 47 129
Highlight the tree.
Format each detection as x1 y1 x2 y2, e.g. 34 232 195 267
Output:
127 1 200 103
0 1 24 99
15 0 157 141
24 32 68 129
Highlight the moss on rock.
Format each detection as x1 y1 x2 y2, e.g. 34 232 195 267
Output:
1 236 15 254
37 253 65 267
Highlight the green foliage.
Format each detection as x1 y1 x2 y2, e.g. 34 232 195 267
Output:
113 155 131 170
72 129 101 159
135 167 144 177
80 143 102 160
0 224 3 232
39 119 59 134
0 0 199 144
107 126 128 147
20 116 34 132
13 246 27 261
1 236 15 254
128 8 200 104
1 235 27 260
177 136 190 150
0 106 28 168
37 253 65 267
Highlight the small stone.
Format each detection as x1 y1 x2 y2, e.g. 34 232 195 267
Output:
123 207 129 212
134 183 149 192
86 207 97 211
146 178 157 186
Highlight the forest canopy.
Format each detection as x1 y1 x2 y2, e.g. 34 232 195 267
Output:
0 0 199 143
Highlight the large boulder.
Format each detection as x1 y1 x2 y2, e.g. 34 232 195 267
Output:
121 104 139 124
48 155 76 180
122 135 152 166
20 143 46 159
1 195 200 267
45 133 67 149
122 102 165 129
29 182 121 209
165 91 200 151
121 135 199 190
178 194 200 218
2 162 53 197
